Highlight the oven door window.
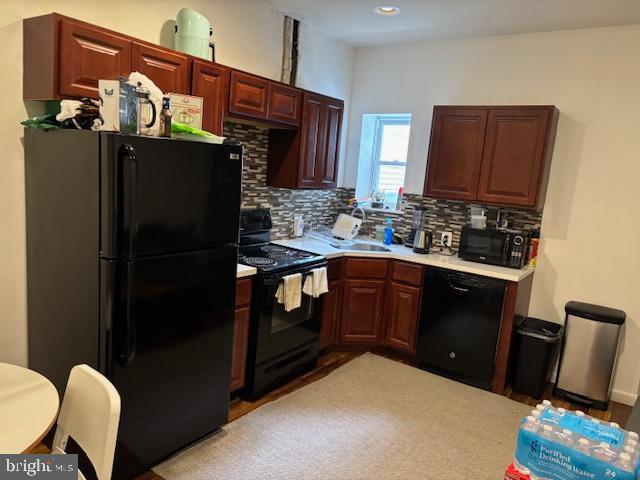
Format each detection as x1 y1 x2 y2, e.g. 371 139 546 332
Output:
255 278 320 365
271 294 313 334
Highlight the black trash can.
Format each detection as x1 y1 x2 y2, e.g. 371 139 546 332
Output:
510 317 564 398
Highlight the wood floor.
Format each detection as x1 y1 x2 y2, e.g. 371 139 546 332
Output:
39 350 633 480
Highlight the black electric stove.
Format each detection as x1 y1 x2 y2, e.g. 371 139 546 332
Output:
238 209 327 399
238 244 325 274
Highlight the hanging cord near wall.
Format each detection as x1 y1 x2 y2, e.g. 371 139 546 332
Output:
430 243 458 256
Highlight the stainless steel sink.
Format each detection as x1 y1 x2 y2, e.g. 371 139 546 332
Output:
331 242 391 252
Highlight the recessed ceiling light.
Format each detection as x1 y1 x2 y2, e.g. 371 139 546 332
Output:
374 5 401 16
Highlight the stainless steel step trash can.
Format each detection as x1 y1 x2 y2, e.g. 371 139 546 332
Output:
554 301 626 410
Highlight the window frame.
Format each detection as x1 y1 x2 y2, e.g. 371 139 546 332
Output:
369 115 411 199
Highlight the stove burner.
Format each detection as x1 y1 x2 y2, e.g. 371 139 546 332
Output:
243 257 278 267
261 245 288 253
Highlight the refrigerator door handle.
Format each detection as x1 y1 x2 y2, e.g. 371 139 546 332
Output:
119 261 137 366
120 144 138 258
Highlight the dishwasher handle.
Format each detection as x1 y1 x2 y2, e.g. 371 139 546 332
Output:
449 281 470 293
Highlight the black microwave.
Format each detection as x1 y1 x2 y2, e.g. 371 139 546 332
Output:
458 226 528 269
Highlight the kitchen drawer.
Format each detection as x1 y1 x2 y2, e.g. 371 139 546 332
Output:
345 258 388 279
327 258 344 282
235 278 253 307
392 262 424 287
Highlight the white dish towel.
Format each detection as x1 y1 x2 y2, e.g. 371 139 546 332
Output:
275 273 302 312
303 267 329 298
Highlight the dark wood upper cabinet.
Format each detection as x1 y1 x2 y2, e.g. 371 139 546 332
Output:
267 84 301 126
424 107 487 201
191 60 229 136
22 13 345 190
298 93 325 187
59 19 132 98
424 105 558 208
477 108 555 207
268 93 344 189
340 279 386 344
228 71 270 119
131 42 189 94
319 100 343 188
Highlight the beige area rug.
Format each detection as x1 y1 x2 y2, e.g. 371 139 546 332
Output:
154 353 530 480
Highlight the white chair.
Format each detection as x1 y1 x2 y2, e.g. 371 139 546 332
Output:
52 365 121 480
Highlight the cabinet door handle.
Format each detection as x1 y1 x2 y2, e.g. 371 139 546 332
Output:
119 144 138 259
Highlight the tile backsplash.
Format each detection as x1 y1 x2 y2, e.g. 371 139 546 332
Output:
227 121 543 246
351 193 543 247
225 122 349 239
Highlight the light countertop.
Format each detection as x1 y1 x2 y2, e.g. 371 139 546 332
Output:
273 236 534 283
237 264 257 278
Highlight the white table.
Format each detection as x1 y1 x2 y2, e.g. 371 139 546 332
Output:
0 363 59 453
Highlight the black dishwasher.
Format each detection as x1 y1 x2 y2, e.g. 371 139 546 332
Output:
416 268 506 390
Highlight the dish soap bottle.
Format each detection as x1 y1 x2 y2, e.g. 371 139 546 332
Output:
383 218 393 246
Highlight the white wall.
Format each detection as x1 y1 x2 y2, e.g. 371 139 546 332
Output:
345 25 640 404
0 0 353 366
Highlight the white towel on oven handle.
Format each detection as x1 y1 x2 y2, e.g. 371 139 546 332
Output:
275 273 302 312
303 267 329 298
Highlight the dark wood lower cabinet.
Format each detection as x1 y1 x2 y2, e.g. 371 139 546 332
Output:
339 279 386 343
230 305 250 392
320 280 342 349
231 278 252 392
384 282 421 354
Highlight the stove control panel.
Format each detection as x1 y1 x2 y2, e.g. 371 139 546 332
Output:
240 208 272 233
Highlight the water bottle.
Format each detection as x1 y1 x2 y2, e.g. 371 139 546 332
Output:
383 218 393 245
623 444 638 461
522 415 539 433
576 437 591 455
540 425 555 441
624 437 638 461
575 410 586 418
593 441 616 462
626 431 639 444
615 452 634 472
519 466 531 479
542 399 552 407
555 428 575 447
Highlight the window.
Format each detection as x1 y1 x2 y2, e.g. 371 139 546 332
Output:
356 114 412 209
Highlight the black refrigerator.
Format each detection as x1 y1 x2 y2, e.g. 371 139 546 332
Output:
25 129 242 479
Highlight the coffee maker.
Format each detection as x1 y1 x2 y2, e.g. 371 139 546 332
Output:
405 207 427 247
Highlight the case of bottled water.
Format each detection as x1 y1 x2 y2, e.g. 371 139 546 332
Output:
511 400 639 480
